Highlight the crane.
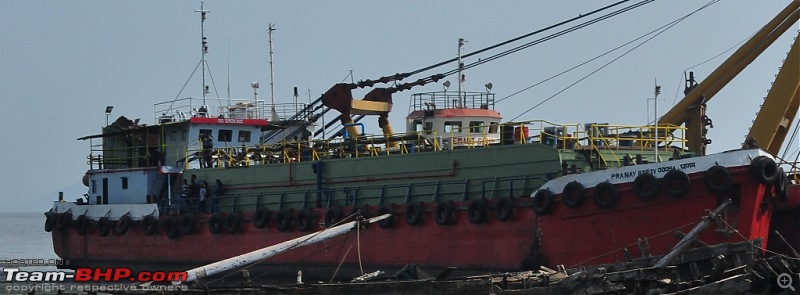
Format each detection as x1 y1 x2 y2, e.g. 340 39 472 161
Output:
658 0 800 156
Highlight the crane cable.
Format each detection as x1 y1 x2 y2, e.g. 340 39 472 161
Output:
386 0 658 93
509 0 722 121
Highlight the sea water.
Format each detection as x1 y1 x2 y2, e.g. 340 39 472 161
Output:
0 212 57 262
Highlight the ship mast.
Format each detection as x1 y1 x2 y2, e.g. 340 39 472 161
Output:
457 38 466 108
268 23 278 121
196 2 210 105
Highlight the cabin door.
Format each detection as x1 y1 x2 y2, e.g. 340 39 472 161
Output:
102 178 109 204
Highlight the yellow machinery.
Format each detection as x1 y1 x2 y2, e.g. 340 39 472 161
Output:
659 1 800 156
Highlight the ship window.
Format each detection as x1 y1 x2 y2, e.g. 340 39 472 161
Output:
238 130 251 142
91 180 96 194
444 121 462 134
469 121 484 133
218 130 232 142
489 122 499 134
199 129 212 141
121 177 128 190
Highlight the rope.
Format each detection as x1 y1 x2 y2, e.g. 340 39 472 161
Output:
510 0 721 121
717 213 800 261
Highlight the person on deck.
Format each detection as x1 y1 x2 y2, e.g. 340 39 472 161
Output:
199 181 209 213
212 179 223 213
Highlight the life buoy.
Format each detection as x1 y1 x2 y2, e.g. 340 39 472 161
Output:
224 212 242 234
355 205 371 218
44 212 57 232
56 212 72 231
98 217 111 237
297 209 314 232
633 173 659 201
561 181 586 208
663 170 691 197
434 202 454 226
751 156 778 184
180 214 196 235
76 215 90 235
496 197 516 220
208 213 223 235
115 215 131 235
775 168 788 202
593 182 618 210
163 216 180 239
142 215 158 236
533 190 554 216
405 202 424 226
377 205 395 229
704 166 732 193
253 208 270 229
275 209 292 232
324 207 343 227
467 199 487 224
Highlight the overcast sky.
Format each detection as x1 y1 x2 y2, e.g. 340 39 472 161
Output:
0 1 797 212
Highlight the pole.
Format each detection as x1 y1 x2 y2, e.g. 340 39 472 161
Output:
654 80 661 162
195 2 210 105
177 214 389 284
457 38 465 108
268 24 276 110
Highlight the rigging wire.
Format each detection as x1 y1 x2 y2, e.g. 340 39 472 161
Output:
400 0 657 89
670 35 753 108
509 0 721 121
403 0 635 78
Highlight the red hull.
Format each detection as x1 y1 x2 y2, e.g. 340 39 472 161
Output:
51 165 774 280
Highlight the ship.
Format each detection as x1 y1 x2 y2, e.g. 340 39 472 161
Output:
45 1 800 283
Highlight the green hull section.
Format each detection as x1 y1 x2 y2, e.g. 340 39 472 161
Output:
190 143 561 212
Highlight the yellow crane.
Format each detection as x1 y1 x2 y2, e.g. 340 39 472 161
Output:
658 0 800 156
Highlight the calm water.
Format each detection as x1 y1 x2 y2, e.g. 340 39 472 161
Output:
0 212 57 262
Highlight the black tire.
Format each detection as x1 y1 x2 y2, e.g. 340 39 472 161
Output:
253 208 271 229
56 212 72 231
751 156 778 184
593 182 618 210
704 166 732 193
142 215 158 236
275 209 292 232
180 214 197 235
496 197 515 220
296 209 314 232
434 202 453 226
775 168 788 202
115 215 131 235
467 199 487 224
405 202 424 226
324 207 343 227
44 213 57 232
163 216 180 239
663 170 691 197
208 213 224 235
224 212 242 234
562 181 586 208
356 205 371 219
98 217 111 237
533 190 554 216
633 173 660 201
76 215 90 235
377 205 395 229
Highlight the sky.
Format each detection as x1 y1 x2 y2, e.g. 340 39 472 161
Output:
0 1 797 212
